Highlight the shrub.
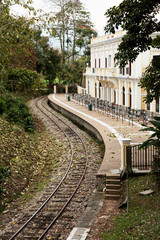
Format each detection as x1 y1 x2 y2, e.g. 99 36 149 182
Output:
7 68 40 93
68 84 77 93
0 97 6 114
7 106 22 123
6 96 36 133
24 115 36 133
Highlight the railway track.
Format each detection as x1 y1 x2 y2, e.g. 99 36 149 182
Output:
1 96 89 240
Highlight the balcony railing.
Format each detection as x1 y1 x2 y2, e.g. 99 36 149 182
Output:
85 67 117 77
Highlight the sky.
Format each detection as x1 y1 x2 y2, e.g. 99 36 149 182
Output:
11 0 160 37
11 0 123 36
80 0 123 35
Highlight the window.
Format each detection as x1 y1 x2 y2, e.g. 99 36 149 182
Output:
114 90 116 104
129 61 132 76
120 68 123 74
123 67 125 75
99 58 101 68
126 67 129 75
147 103 150 111
126 62 132 75
122 87 125 105
108 55 111 67
156 97 159 113
105 58 107 68
95 59 97 68
99 82 102 99
129 87 132 108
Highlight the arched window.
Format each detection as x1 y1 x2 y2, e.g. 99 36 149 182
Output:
122 87 125 105
129 87 132 108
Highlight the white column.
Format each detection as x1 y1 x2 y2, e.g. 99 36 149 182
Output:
125 80 128 107
116 89 118 104
107 87 109 101
54 85 57 94
119 80 121 105
135 82 141 109
104 86 107 100
111 88 114 103
65 85 68 94
131 81 134 108
121 138 132 170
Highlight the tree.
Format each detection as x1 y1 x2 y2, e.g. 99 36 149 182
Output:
34 30 61 84
104 0 160 68
48 0 95 65
57 59 83 85
0 0 39 72
76 24 97 57
139 37 160 103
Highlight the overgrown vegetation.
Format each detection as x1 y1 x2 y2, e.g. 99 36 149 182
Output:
0 116 63 212
0 95 35 133
102 174 160 240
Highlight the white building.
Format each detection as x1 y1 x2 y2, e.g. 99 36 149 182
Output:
84 30 160 114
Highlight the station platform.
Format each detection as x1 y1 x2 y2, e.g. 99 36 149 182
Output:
48 94 150 177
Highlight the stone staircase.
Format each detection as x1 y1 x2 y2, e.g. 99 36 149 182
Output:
105 174 121 200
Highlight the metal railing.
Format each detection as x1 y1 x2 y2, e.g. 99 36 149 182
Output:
126 144 157 170
71 93 156 126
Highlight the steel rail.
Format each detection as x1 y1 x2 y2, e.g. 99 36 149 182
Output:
9 96 88 240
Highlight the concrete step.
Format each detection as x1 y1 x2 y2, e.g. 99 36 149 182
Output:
105 173 121 200
106 179 121 184
105 194 120 200
105 189 121 195
106 173 120 179
106 184 121 189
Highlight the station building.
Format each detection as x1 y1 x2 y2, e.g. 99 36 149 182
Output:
84 30 160 114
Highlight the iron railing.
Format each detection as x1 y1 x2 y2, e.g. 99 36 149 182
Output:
71 93 159 126
126 144 157 170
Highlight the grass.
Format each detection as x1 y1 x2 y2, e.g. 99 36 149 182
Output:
102 174 160 240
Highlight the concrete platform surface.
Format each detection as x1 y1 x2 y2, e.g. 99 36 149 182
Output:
48 94 149 176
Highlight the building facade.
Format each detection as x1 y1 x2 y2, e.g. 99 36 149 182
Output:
84 30 160 114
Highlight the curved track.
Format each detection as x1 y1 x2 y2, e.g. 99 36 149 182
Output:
3 96 89 240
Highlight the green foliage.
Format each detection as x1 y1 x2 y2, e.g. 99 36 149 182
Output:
34 30 61 84
152 35 160 49
48 0 94 65
139 65 160 103
104 0 160 67
139 117 160 181
6 68 40 93
57 61 83 85
23 115 36 133
140 117 160 148
5 96 35 133
0 97 6 114
75 25 97 55
68 84 77 93
0 3 37 73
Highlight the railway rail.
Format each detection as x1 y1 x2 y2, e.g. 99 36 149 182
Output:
1 96 89 240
